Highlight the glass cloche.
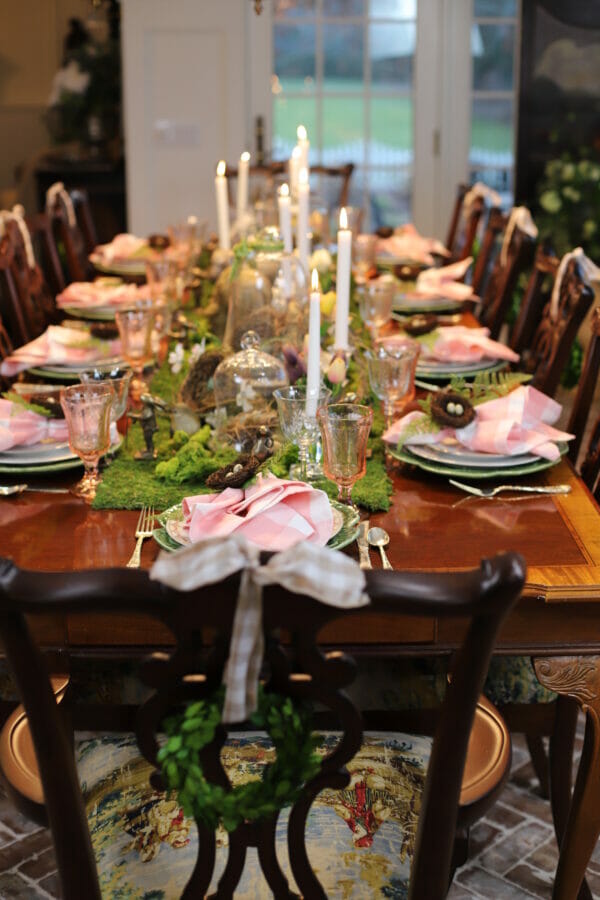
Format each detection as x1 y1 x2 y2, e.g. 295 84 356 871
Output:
223 233 308 351
213 331 289 422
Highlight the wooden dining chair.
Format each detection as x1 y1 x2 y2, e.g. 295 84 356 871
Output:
567 306 600 496
3 218 60 332
0 315 14 391
69 189 99 255
0 227 51 346
445 184 469 255
476 213 537 340
470 207 507 297
25 212 66 298
0 551 524 900
516 255 595 398
509 243 560 355
227 162 355 209
46 183 95 283
449 195 487 264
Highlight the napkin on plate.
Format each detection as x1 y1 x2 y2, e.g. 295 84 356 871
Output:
56 279 150 310
180 473 334 551
93 233 147 263
376 223 450 266
382 326 520 365
0 398 68 451
0 326 121 377
383 385 574 461
414 257 475 301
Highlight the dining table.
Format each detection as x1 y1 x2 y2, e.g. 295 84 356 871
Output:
1 297 599 899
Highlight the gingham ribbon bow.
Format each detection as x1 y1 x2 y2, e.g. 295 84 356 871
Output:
549 247 600 322
45 182 76 227
151 534 369 723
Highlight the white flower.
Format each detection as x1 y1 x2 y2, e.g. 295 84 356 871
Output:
168 343 185 375
190 338 206 364
48 61 90 106
309 248 332 274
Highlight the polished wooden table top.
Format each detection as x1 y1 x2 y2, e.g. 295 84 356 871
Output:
1 455 600 653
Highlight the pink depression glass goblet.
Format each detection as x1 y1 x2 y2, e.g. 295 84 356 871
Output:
115 307 155 404
317 403 373 509
60 383 114 501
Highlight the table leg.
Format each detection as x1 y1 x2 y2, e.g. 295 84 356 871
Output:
534 656 600 900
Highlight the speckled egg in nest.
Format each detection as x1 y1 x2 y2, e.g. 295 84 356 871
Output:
431 390 475 429
205 455 262 489
403 314 438 337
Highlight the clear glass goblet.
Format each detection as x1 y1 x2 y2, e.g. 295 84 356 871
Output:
367 341 420 429
60 383 114 502
352 234 377 284
145 258 178 306
274 385 331 482
357 280 394 340
115 308 155 402
317 403 373 508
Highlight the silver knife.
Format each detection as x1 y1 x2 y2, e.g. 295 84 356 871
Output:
357 520 372 570
0 484 70 496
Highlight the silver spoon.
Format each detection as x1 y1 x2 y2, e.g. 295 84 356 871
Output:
0 484 70 496
367 527 393 570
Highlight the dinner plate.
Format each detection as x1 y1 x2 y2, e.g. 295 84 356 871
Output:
90 256 148 278
28 357 123 381
153 499 360 553
392 295 464 315
389 441 569 481
62 306 117 322
0 457 82 475
408 443 538 469
0 441 76 466
415 359 506 382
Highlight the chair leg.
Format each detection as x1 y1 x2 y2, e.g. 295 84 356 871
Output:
526 732 550 798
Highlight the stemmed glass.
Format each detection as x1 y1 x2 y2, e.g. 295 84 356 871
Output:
357 280 394 340
60 383 114 501
367 341 420 429
80 365 133 435
317 403 373 508
274 385 331 481
115 308 155 402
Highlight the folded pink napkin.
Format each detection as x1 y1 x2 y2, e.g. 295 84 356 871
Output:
376 224 450 266
382 326 519 364
414 258 475 301
57 280 150 310
93 233 147 263
0 326 121 377
181 473 334 551
383 385 573 461
0 398 68 451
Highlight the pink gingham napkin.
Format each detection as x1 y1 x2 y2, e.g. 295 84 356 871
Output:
376 223 450 266
414 257 475 301
0 398 68 451
0 326 121 377
56 279 150 310
92 233 146 264
383 326 519 364
181 473 334 550
383 385 574 461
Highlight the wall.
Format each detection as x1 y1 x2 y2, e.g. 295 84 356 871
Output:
0 0 90 208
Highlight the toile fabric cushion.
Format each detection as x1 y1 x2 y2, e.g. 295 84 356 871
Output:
76 730 431 898
484 656 557 706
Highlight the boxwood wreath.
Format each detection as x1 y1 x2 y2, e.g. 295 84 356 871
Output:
158 687 322 832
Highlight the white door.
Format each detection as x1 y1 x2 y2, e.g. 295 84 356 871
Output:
121 0 249 233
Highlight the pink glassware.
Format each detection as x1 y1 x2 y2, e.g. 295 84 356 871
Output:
317 403 373 508
60 383 114 501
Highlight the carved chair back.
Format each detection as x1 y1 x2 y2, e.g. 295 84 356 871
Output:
517 257 594 398
470 208 506 297
567 308 600 497
477 217 537 340
445 183 469 254
0 231 44 345
48 197 94 284
448 192 486 263
0 553 524 900
69 189 98 254
226 162 355 210
0 315 14 391
2 219 59 335
509 244 559 355
25 213 66 298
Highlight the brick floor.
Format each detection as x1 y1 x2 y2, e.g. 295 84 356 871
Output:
0 720 595 898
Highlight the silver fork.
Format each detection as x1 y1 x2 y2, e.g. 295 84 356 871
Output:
449 479 571 499
126 506 155 568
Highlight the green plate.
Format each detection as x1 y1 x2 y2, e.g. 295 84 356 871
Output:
414 360 507 383
62 306 117 322
388 441 569 481
91 258 148 278
0 457 82 475
153 499 360 553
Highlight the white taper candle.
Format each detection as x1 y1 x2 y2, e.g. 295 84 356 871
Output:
297 167 310 276
236 151 250 223
335 206 352 350
305 268 321 417
215 160 230 251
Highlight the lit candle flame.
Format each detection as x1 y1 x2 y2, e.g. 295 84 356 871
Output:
339 207 348 230
297 124 307 141
311 268 320 292
299 167 308 185
216 160 226 177
279 183 289 197
241 151 250 162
